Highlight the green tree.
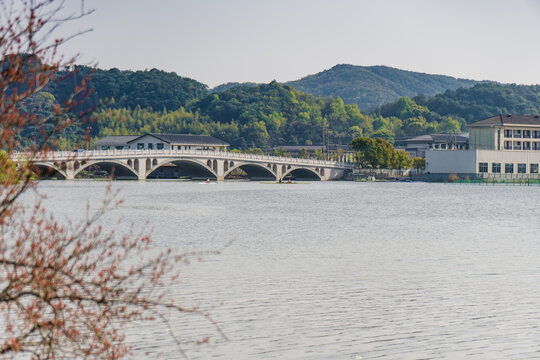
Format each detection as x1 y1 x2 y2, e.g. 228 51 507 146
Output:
371 128 395 144
313 149 324 160
379 97 431 120
372 117 389 131
391 150 413 169
298 148 310 159
348 125 363 139
402 116 427 136
350 137 394 168
245 147 264 155
440 117 461 134
412 157 426 169
242 121 269 148
271 148 291 157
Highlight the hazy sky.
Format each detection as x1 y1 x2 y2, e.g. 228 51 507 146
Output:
58 0 540 87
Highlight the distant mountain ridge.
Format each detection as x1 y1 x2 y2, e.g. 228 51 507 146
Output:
285 64 479 111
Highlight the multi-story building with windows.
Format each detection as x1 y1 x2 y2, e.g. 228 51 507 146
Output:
426 114 540 176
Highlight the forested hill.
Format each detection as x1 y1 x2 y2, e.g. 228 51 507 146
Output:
25 63 540 151
372 82 540 143
48 66 208 111
84 81 465 150
92 81 375 149
287 64 478 111
411 82 540 123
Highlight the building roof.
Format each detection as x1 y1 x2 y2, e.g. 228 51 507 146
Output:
404 133 469 144
273 144 353 152
275 145 324 151
93 135 138 147
126 133 229 146
469 114 540 127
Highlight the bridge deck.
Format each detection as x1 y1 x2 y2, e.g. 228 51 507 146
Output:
16 149 354 169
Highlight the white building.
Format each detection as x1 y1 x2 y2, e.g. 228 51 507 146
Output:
426 114 540 176
93 133 230 151
92 135 138 150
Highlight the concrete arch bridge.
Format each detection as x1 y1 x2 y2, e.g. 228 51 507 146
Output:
25 149 353 181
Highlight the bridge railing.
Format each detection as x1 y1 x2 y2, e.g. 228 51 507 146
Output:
13 149 355 169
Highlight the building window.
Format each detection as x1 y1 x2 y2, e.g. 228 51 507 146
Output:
513 141 522 150
533 130 540 139
513 130 522 138
479 162 488 173
523 130 531 138
530 164 539 174
534 142 540 150
523 141 531 150
148 143 153 150
504 141 512 150
504 129 512 138
115 146 123 150
505 163 514 173
137 143 144 149
517 163 526 173
157 143 164 150
492 163 501 173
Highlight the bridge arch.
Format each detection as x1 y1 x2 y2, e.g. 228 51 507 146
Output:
73 159 138 179
282 166 322 181
225 162 277 180
33 162 68 179
146 158 218 180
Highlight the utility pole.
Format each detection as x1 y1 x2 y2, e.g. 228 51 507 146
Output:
322 126 325 158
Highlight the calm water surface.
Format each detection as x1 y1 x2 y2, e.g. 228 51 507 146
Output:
31 181 540 359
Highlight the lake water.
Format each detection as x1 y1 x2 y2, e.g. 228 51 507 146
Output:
29 180 540 359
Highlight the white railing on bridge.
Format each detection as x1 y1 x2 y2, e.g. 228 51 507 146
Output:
14 149 354 169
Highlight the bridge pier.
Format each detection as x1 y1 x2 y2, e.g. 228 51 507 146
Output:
217 159 225 182
137 157 150 181
275 166 283 182
319 168 346 181
65 161 75 180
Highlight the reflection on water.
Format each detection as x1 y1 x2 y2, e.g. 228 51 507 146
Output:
30 181 540 359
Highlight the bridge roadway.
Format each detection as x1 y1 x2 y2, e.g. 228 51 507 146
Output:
23 149 354 181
